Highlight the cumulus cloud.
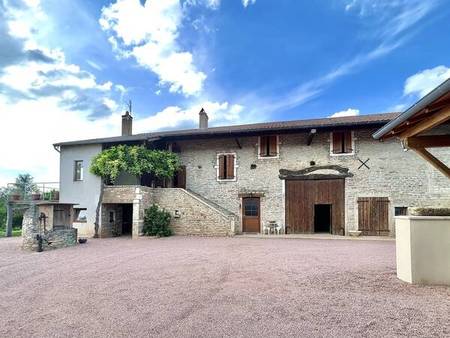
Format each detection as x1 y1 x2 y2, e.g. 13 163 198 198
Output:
134 101 244 132
100 0 207 97
242 0 256 8
404 66 450 98
329 108 360 118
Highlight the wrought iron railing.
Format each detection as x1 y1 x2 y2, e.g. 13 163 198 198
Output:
6 182 60 202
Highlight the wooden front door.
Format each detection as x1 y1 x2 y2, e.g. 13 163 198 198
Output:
242 198 260 233
285 179 345 234
358 197 390 236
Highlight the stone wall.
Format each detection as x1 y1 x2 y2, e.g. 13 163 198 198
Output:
101 186 236 237
177 129 450 235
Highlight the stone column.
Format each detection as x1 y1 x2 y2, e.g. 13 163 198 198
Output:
6 203 13 237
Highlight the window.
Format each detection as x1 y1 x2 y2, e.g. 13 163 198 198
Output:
331 131 353 154
244 200 259 216
259 135 278 157
74 160 84 181
74 208 87 223
217 154 236 180
395 207 408 216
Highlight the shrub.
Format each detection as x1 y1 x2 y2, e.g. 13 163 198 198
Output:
410 207 450 216
143 204 172 237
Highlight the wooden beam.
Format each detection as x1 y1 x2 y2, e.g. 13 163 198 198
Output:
413 147 450 179
406 135 450 149
306 129 316 146
400 107 450 139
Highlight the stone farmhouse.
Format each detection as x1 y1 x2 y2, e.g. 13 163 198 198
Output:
53 109 450 238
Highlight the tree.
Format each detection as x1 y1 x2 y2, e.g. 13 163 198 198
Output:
90 145 180 237
14 174 37 198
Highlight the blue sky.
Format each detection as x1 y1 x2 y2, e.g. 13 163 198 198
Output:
1 0 450 184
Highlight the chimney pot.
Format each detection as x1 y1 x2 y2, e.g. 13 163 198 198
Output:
199 108 208 129
122 111 133 136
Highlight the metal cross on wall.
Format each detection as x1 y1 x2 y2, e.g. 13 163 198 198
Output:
358 158 370 170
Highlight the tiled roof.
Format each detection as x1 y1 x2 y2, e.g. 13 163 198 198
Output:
54 112 399 147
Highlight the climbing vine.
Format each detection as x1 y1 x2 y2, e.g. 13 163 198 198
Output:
90 145 180 182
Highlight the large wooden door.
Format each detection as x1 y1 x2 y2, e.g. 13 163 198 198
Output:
242 198 260 233
358 197 390 236
285 179 345 234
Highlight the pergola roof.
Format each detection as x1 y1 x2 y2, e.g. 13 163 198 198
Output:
373 78 450 140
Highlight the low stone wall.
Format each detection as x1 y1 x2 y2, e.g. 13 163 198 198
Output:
102 186 237 237
152 188 237 236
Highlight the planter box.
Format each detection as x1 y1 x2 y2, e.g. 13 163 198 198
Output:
395 216 450 285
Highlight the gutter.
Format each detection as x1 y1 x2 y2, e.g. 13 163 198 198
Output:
53 145 60 153
373 79 450 140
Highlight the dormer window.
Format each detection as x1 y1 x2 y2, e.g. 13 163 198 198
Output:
331 131 353 155
259 135 278 158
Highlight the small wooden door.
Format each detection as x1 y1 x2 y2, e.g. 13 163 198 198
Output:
358 197 390 236
242 198 260 233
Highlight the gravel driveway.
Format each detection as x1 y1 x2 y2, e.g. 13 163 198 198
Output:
0 236 449 337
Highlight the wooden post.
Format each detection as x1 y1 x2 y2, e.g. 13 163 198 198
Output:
6 203 13 237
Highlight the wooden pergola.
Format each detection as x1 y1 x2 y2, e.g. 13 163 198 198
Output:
373 78 450 179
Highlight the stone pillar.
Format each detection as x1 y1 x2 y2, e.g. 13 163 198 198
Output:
6 203 13 237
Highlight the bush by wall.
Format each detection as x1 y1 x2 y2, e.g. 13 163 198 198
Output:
143 204 172 237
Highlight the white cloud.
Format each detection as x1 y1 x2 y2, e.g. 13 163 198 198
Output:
404 66 450 98
242 0 256 8
134 101 245 133
329 108 360 118
100 0 207 96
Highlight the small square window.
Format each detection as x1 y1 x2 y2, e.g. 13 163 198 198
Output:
74 160 84 181
332 131 353 154
395 207 408 216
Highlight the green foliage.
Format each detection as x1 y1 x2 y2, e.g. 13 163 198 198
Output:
90 145 180 182
143 204 172 237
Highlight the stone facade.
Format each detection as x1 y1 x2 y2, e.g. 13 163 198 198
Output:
177 128 450 235
101 186 236 237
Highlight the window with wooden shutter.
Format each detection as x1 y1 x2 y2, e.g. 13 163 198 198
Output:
332 131 353 154
217 154 236 180
259 135 278 157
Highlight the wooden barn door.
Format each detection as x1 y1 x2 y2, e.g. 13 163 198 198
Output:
358 197 390 236
285 179 345 235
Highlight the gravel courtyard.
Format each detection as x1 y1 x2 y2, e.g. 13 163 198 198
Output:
0 236 449 338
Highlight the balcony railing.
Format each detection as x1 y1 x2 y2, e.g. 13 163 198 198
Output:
7 182 60 202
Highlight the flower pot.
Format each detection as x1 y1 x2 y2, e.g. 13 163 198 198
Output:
31 193 41 201
51 191 59 200
10 193 21 201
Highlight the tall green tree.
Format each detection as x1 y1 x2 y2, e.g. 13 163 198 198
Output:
14 174 37 198
90 145 180 237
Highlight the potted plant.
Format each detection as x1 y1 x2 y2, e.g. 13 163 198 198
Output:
31 187 41 201
51 190 59 200
9 190 21 201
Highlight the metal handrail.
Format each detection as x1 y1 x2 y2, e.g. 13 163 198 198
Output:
6 182 60 201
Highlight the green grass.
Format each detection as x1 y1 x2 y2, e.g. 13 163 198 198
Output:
0 227 22 237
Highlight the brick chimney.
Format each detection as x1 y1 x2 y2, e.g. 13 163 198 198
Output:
199 108 208 129
122 111 133 136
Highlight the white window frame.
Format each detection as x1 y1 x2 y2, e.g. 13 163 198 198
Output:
74 160 84 181
257 135 280 159
329 131 355 157
214 152 238 182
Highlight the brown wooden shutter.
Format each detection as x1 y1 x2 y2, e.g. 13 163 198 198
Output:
226 155 235 179
344 131 353 153
269 135 278 156
259 136 268 156
332 132 342 154
218 155 226 179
